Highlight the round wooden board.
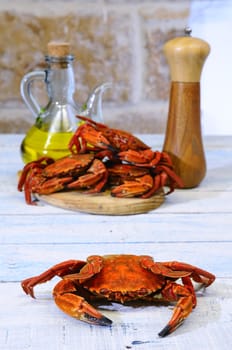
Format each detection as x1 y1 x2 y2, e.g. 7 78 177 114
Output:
36 189 164 215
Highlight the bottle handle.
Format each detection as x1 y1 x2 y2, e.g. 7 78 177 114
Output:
20 71 46 117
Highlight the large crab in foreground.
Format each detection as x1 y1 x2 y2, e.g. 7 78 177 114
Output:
21 254 215 337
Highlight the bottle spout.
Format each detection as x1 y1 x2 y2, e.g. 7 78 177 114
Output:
80 82 112 122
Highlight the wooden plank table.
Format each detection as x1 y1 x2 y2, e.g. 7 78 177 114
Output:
0 134 231 350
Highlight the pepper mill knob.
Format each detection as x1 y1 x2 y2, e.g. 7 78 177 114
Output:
162 28 210 188
184 26 192 36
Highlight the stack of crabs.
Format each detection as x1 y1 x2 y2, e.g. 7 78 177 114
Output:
18 116 183 204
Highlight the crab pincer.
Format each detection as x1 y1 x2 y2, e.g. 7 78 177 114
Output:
53 279 112 326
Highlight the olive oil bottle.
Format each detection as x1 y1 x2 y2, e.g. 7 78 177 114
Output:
20 126 74 164
20 41 81 163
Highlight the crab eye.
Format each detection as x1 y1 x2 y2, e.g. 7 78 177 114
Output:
100 288 108 295
138 288 147 296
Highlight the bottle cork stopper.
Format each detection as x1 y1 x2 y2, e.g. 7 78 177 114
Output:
47 41 71 57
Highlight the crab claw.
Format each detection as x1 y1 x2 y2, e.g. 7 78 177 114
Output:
158 325 172 338
158 281 195 337
111 174 153 198
158 319 184 337
53 279 112 327
79 302 112 326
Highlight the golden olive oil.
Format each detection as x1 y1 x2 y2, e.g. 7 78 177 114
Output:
21 125 74 164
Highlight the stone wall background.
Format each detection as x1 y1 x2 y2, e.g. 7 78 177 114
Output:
0 0 190 133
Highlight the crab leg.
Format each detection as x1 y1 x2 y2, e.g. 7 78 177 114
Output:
17 157 54 192
53 279 112 326
162 261 216 287
67 159 108 193
21 260 87 298
111 174 153 198
118 149 161 167
140 174 162 199
158 280 195 337
69 124 112 153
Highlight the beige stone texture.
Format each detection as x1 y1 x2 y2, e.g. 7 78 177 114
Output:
0 10 133 103
141 2 190 101
0 0 190 134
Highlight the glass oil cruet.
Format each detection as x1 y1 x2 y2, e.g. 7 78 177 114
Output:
20 41 110 164
162 28 210 188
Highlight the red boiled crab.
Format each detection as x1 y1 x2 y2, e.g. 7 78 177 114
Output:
21 254 215 337
18 154 108 205
69 116 150 155
110 151 182 198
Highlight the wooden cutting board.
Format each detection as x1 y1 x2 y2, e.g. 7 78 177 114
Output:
36 189 164 215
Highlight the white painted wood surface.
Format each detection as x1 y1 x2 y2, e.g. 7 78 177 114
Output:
0 134 232 350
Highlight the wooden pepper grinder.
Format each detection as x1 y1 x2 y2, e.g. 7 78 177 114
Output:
162 28 210 188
